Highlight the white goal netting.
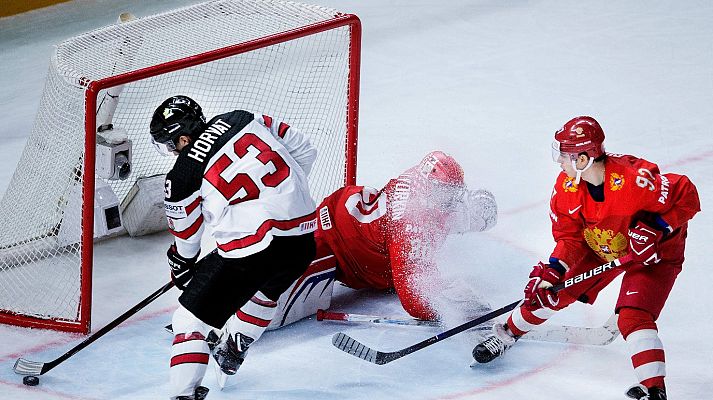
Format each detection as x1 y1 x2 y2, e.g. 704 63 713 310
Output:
0 0 359 332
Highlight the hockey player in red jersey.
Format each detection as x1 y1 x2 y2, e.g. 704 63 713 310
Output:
149 96 318 400
316 150 498 322
472 116 700 400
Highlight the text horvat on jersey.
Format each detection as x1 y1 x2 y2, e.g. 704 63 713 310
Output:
187 119 232 163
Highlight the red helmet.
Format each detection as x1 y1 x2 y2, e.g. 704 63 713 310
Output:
417 151 465 186
416 151 466 211
554 116 605 159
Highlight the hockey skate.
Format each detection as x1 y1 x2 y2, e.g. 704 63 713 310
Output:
471 323 518 364
212 332 254 375
625 384 667 400
176 385 209 400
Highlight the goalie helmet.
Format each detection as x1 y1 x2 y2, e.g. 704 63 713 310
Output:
553 116 605 160
416 151 466 211
417 151 465 186
150 95 207 146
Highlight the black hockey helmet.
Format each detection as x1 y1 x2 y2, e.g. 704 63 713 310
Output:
150 95 207 145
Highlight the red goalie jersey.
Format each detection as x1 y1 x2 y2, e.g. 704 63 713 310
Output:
315 151 497 320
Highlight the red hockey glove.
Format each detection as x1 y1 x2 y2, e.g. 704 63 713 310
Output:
167 243 199 290
627 221 663 266
524 261 565 310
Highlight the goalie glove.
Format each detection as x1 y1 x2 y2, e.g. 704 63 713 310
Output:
524 259 566 310
446 189 498 234
167 243 198 290
627 221 664 265
466 189 497 232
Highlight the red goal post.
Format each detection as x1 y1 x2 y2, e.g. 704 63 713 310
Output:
0 0 360 333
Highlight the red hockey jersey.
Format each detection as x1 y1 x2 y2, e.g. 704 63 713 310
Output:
549 154 700 267
315 169 451 320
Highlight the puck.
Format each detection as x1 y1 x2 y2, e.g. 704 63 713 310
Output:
23 376 39 386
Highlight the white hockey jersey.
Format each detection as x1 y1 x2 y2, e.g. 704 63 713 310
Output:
164 110 317 258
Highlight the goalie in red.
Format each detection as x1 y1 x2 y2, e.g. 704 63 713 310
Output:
209 150 497 388
315 150 498 322
471 116 700 400
223 150 497 338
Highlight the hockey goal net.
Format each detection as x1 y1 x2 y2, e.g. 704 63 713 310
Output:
0 0 360 333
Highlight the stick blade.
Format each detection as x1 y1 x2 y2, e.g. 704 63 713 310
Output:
13 358 45 376
525 314 620 346
331 332 380 364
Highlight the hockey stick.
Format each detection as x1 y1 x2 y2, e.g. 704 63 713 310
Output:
317 309 442 328
332 254 632 365
14 281 174 376
318 309 619 345
525 313 620 346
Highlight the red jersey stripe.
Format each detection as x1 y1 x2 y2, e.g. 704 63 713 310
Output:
185 196 203 215
278 122 290 138
172 332 206 345
251 296 277 308
520 307 548 325
170 214 204 240
237 310 271 328
631 349 666 367
262 114 273 129
217 212 316 252
170 352 209 367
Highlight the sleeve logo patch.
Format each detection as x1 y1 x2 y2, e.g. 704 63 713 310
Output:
609 173 625 191
164 203 188 219
319 206 332 230
563 177 579 193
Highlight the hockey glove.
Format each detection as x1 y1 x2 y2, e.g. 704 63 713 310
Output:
524 260 565 310
167 243 199 290
466 189 498 232
627 221 663 266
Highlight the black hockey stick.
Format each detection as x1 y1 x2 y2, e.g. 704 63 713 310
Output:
332 254 632 365
14 281 175 376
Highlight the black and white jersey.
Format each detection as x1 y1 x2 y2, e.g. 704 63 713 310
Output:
164 110 317 258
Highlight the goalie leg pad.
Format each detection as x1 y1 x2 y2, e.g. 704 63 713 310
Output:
268 253 336 330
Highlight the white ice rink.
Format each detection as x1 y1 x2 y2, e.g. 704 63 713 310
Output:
0 1 711 399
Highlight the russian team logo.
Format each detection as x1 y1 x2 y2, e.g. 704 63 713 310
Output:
563 177 578 193
610 173 625 191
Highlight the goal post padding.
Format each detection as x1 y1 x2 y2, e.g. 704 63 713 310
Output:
0 0 360 333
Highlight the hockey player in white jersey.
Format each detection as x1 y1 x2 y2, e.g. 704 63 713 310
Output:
149 96 318 400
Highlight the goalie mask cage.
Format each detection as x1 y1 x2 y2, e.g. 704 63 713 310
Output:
0 0 360 333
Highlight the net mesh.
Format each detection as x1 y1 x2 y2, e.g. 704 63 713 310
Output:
0 0 357 330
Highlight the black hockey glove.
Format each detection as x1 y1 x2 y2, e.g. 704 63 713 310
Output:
167 243 199 290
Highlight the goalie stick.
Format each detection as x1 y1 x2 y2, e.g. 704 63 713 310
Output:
14 281 174 376
318 309 443 328
332 254 632 365
318 309 619 346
